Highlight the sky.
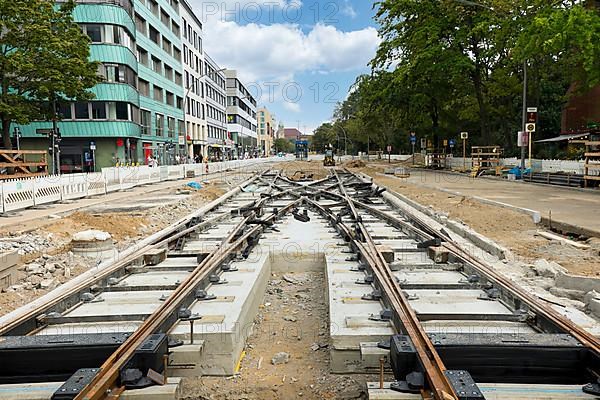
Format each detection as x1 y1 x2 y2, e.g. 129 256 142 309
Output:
187 0 380 135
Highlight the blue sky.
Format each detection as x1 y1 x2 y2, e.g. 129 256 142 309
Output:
188 0 380 134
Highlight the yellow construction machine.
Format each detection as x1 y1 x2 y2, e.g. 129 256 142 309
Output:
323 144 336 167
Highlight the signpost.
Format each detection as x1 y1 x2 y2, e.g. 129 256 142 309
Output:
410 132 417 165
523 107 537 171
460 132 468 171
387 145 392 163
13 127 21 151
90 141 96 172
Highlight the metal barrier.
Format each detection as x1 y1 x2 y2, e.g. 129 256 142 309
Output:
87 173 107 196
33 176 62 206
61 174 88 201
1 156 291 214
2 179 35 212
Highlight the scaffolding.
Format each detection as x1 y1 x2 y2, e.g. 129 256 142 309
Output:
584 134 600 188
471 146 503 177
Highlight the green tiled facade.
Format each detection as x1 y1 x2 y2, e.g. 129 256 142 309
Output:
13 0 186 171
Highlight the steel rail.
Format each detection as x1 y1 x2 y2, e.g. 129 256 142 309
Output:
0 174 264 337
75 198 302 400
329 170 458 400
342 169 600 374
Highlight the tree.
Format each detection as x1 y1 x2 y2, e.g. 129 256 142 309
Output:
273 138 294 153
0 0 101 149
312 123 336 153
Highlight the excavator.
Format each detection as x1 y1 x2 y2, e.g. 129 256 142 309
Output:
323 144 336 167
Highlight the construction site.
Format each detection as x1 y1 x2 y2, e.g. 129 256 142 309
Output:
0 154 597 400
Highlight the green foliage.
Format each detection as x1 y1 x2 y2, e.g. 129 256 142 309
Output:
0 0 101 148
316 0 600 156
273 138 295 153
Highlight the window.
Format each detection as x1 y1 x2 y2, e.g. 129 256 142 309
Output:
176 96 183 110
74 102 90 119
137 46 148 66
170 0 179 13
173 46 181 62
135 14 147 36
116 102 129 120
178 120 185 137
161 9 170 27
183 45 188 64
175 72 182 85
58 103 72 119
172 22 180 37
149 25 160 44
85 25 102 42
183 19 188 39
138 79 150 96
164 64 173 81
91 102 107 119
156 113 164 135
148 0 159 16
162 37 171 55
140 109 151 134
167 117 175 137
152 56 161 74
153 85 163 102
166 91 174 106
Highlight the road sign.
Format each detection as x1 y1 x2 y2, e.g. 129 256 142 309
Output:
410 132 416 137
527 107 537 124
443 139 448 147
387 145 392 153
420 138 426 148
449 139 456 148
410 136 416 144
525 123 536 133
36 128 53 135
461 132 468 140
518 131 529 147
90 141 96 151
527 107 538 113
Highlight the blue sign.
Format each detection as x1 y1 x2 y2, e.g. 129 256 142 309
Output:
449 139 456 147
410 136 417 144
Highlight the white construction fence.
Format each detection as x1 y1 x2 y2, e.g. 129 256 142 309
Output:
0 156 292 214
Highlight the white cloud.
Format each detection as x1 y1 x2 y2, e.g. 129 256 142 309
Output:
202 21 380 82
341 1 357 18
283 101 301 113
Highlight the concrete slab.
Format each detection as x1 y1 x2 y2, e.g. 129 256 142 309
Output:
36 321 140 335
408 289 514 317
66 290 169 318
115 271 189 287
168 247 271 375
367 382 599 399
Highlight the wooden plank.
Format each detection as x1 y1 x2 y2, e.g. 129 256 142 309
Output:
584 152 600 157
584 164 600 169
0 172 48 180
584 175 600 181
537 230 590 250
0 150 46 155
0 162 47 168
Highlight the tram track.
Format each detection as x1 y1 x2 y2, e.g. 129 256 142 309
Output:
0 167 599 400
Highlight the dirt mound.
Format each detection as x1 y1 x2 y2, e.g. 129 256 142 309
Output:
344 159 366 168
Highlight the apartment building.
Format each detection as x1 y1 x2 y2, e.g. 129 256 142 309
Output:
204 55 228 161
225 70 257 159
180 1 207 159
256 107 275 156
135 0 185 166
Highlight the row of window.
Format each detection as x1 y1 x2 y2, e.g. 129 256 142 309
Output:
206 83 226 107
138 78 183 110
82 24 135 54
137 46 182 85
227 114 257 131
226 78 256 106
58 101 139 123
145 23 181 60
227 96 257 119
187 97 205 120
139 109 183 137
183 45 202 74
205 62 226 90
182 18 202 53
207 104 226 123
140 0 179 18
208 125 227 140
98 63 137 88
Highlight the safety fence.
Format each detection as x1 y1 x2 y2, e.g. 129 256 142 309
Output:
0 156 291 214
445 156 586 174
